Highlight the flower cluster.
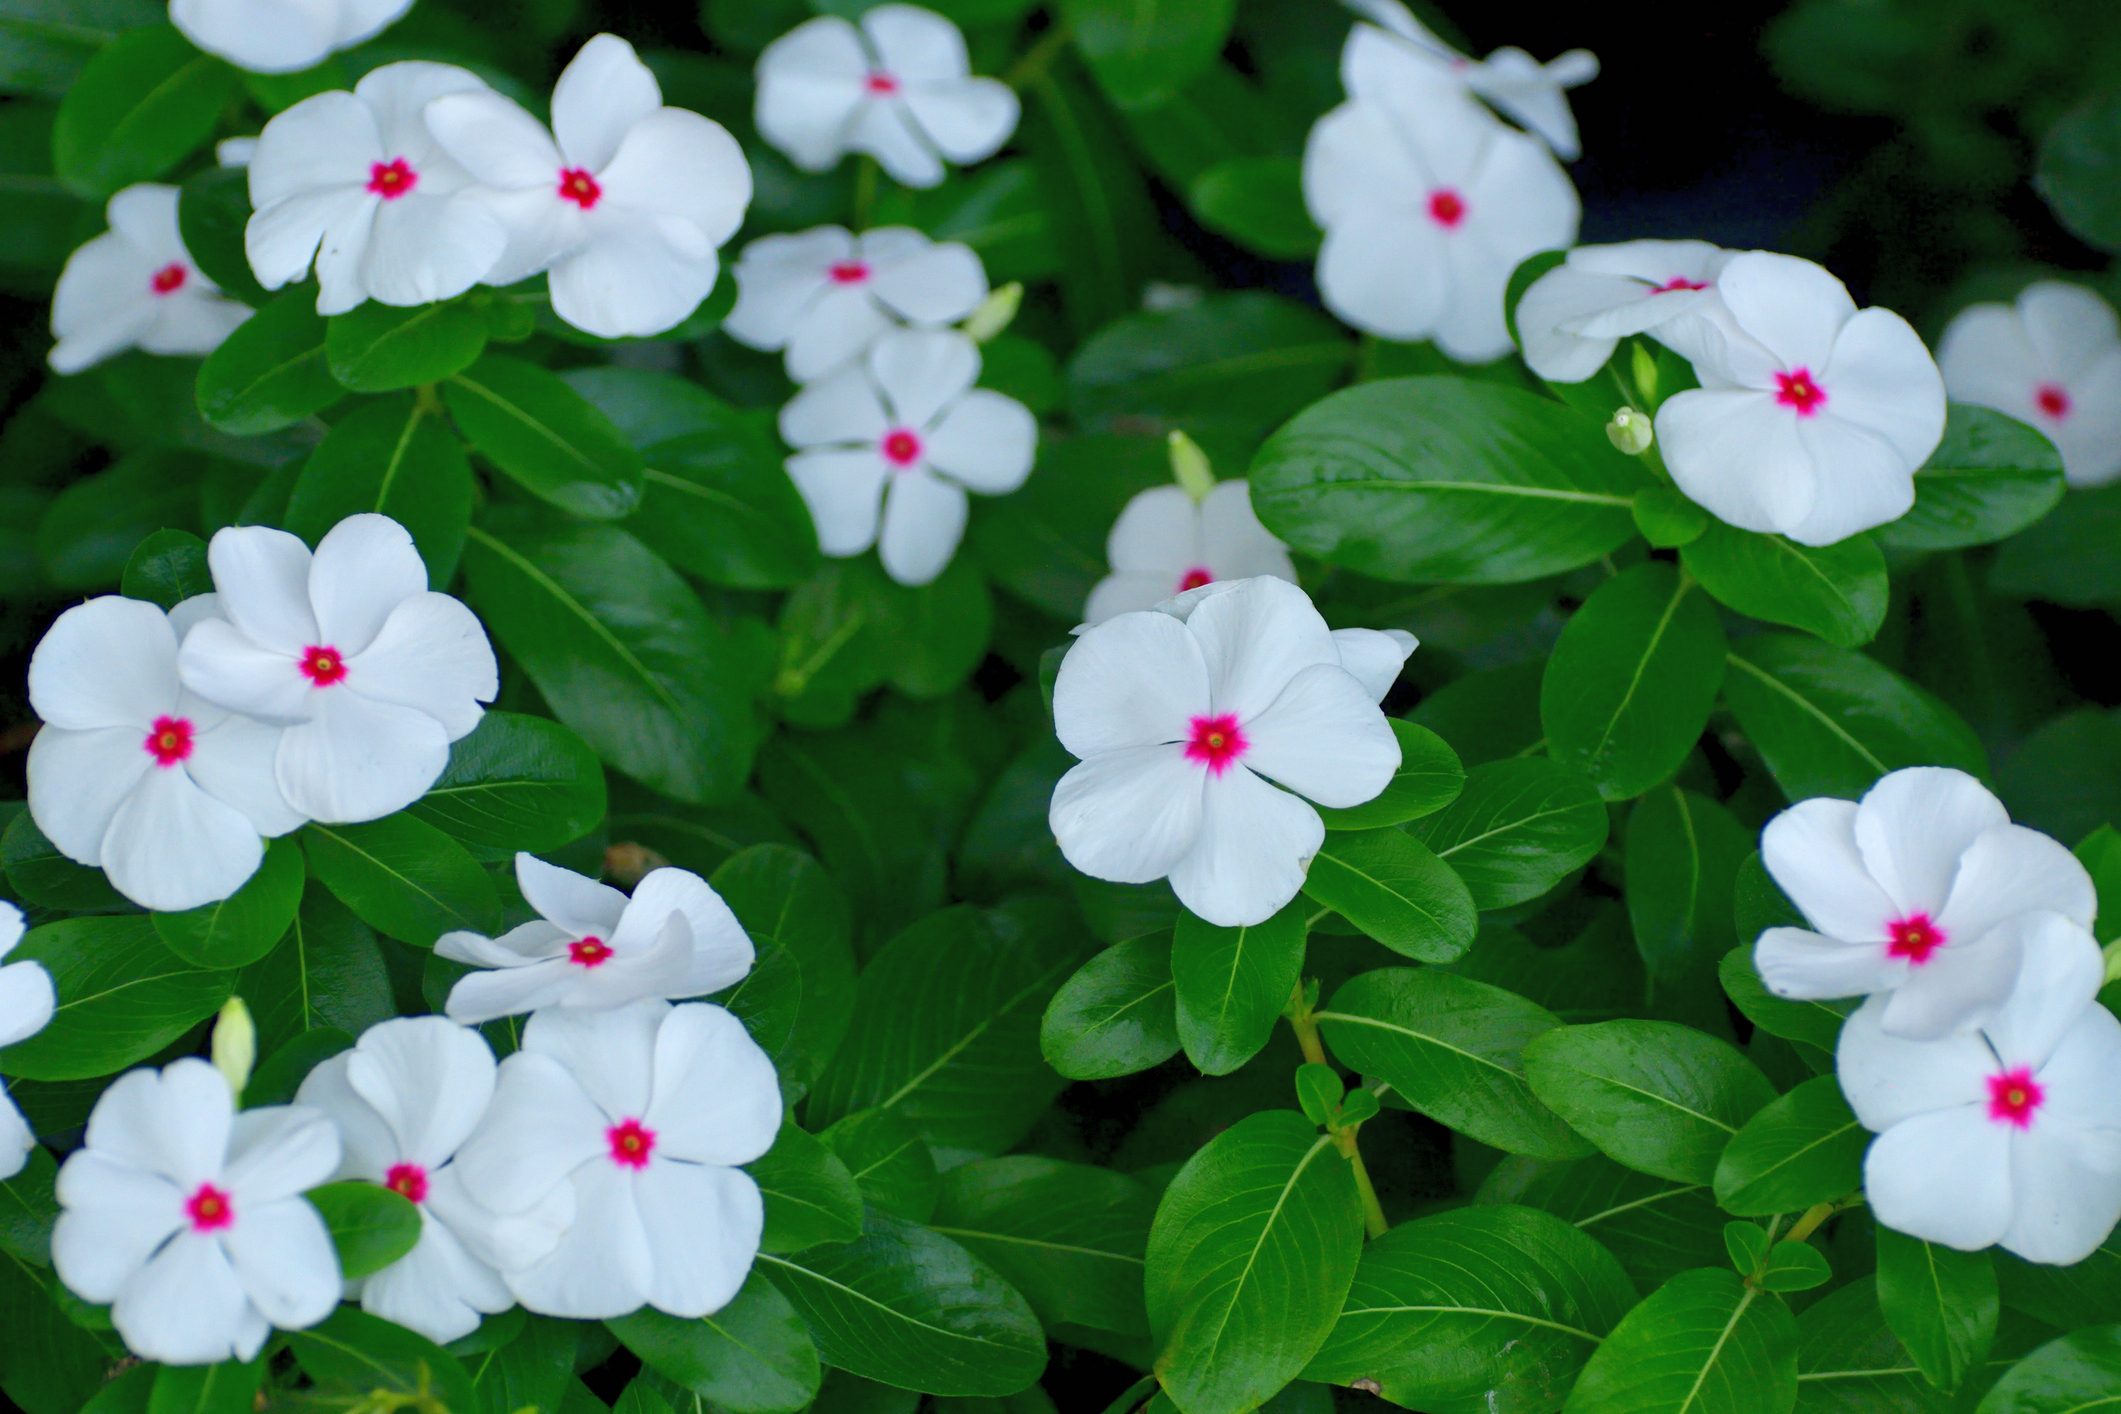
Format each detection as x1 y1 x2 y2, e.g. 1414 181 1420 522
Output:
1303 0 1586 361
1519 243 1949 545
1939 281 2121 488
48 184 250 374
246 37 751 338
27 513 496 911
51 852 779 1359
1753 767 2121 1263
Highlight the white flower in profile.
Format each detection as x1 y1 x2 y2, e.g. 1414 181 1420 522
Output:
27 597 304 912
437 853 755 1025
52 1060 341 1365
1304 87 1579 361
172 0 414 75
424 34 752 340
0 903 53 1181
755 4 1019 190
779 327 1036 586
1051 577 1402 927
1938 281 2121 488
1342 0 1597 160
1084 481 1298 625
1514 239 1731 384
49 185 250 375
452 1000 779 1320
295 1018 566 1343
724 226 988 381
177 514 498 825
246 61 508 315
1655 251 1946 546
1839 915 2121 1265
1754 767 2094 1039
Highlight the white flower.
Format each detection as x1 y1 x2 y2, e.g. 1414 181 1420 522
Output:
1050 576 1402 927
424 34 752 340
1654 251 1946 546
171 0 413 75
1939 281 2121 488
779 327 1036 586
1342 0 1597 159
452 1000 779 1320
754 4 1019 190
724 225 988 381
1514 239 1731 384
437 854 755 1024
246 61 508 316
294 1018 565 1343
0 903 53 1181
49 185 250 375
177 514 498 825
1304 87 1579 361
1754 767 2094 1039
52 1060 341 1364
1084 481 1298 626
1142 579 1419 706
28 597 304 913
1839 914 2121 1265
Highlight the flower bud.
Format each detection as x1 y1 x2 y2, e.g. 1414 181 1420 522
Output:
211 997 255 1099
961 282 1022 343
1169 431 1215 502
1606 406 1654 455
1630 343 1659 403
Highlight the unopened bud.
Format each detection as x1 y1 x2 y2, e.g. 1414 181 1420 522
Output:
1169 431 1215 502
212 997 255 1100
1606 407 1654 456
1630 343 1659 403
961 282 1022 343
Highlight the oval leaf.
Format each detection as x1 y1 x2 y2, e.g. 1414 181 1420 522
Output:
1040 933 1182 1081
1413 758 1609 911
1171 900 1306 1076
1562 1267 1799 1414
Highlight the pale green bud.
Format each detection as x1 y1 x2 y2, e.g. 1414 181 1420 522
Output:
1169 431 1215 502
961 282 1022 343
1606 407 1654 456
212 996 256 1099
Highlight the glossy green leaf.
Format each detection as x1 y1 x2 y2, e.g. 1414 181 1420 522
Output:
1627 788 1749 991
236 891 394 1059
303 815 499 947
283 1307 479 1414
283 396 473 585
195 289 342 435
326 299 488 392
712 844 857 1085
0 916 232 1081
1477 1153 1728 1292
151 835 303 969
1061 0 1235 108
1880 405 2066 551
609 1272 822 1414
406 711 607 855
1682 524 1889 647
1795 1279 1945 1413
1712 1076 1866 1216
1189 156 1319 259
1876 1226 1997 1392
1 811 127 912
1992 482 2121 607
307 1180 420 1279
176 166 265 304
39 450 206 592
1040 933 1182 1081
147 1359 260 1414
1170 900 1305 1075
930 1156 1154 1337
819 1108 939 1223
750 1120 864 1255
1315 719 1465 830
1720 945 1851 1056
1301 828 1478 962
120 528 212 611
1562 1267 1798 1413
53 25 233 196
1413 758 1610 911
445 356 644 519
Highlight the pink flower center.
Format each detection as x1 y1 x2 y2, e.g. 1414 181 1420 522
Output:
2035 382 2072 421
1885 912 1945 965
568 936 613 968
299 645 347 687
185 1182 234 1232
1654 276 1708 293
829 260 872 285
1184 713 1249 775
881 428 923 468
866 70 900 95
1774 367 1828 417
1177 566 1215 592
1986 1066 2044 1129
150 263 188 296
367 158 418 200
607 1118 656 1169
1427 189 1467 229
557 167 602 210
384 1163 428 1204
143 714 195 768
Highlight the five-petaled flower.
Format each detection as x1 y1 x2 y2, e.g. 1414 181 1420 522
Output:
1085 481 1298 626
725 225 989 381
1939 281 2121 488
49 185 250 375
171 0 414 75
0 903 53 1182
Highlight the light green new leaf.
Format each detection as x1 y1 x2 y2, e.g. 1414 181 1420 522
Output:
1562 1267 1799 1413
1171 901 1305 1075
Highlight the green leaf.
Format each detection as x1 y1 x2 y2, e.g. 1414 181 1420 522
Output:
1720 947 1850 1057
1061 0 1235 108
1251 377 1642 585
1795 1279 1945 1413
1413 758 1610 911
1317 967 1590 1161
1314 719 1464 830
463 514 767 805
1170 901 1304 1075
759 1211 1047 1397
1880 405 2067 551
1634 483 1711 548
1627 788 1749 991
1304 1205 1637 1414
608 1272 822 1414
1542 563 1726 800
152 835 303 969
1523 1020 1777 1184
194 289 342 435
465 1316 578 1414
1023 73 1160 336
1992 482 2121 606
0 1147 59 1266
712 845 857 1085
1977 1326 2121 1413
1301 828 1478 963
1876 1227 1996 1392
1562 1267 1798 1413
444 356 645 519
307 1180 420 1280
283 396 473 586
2035 91 2121 251
1722 635 1987 801
1145 1110 1362 1414
1755 1240 1831 1293
52 25 234 196
0 916 232 1081
176 165 265 304
147 1359 261 1414
39 450 205 592
1478 1153 1727 1293
1 812 127 912
283 1307 479 1414
820 1109 939 1223
1712 1075 1866 1216
750 1121 863 1255
1681 523 1889 647
0 0 160 98
1996 1226 2121 1329
303 816 499 947
969 434 1169 620
406 711 607 855
326 299 489 392
236 891 393 1059
120 528 212 610
930 1156 1154 1338
1040 933 1181 1081
1189 157 1319 259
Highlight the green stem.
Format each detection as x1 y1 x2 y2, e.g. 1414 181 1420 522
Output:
1783 1201 1837 1245
852 157 878 228
1287 987 1388 1238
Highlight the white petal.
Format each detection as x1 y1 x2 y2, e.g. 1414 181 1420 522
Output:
2001 1122 2121 1266
871 328 979 430
523 1000 665 1122
49 299 154 375
437 920 571 970
2055 353 2121 487
553 34 662 173
785 284 896 382
724 229 846 350
0 1091 34 1181
1713 252 1857 374
1876 923 2024 1040
1656 388 1818 536
248 91 381 209
1315 209 1447 342
177 619 312 724
0 959 55 1049
1198 480 1295 582
753 18 868 172
453 1052 606 1214
2017 281 2121 379
787 449 890 557
1243 664 1399 807
2035 1006 2121 1142
635 1162 762 1317
80 1060 233 1186
876 466 968 586
184 710 306 838
1330 628 1417 704
899 78 1019 164
780 363 891 448
862 3 972 80
105 184 188 262
1086 572 1189 627
358 1215 509 1344
868 236 987 324
352 61 493 166
423 90 566 190
1981 914 2105 1072
309 514 427 654
1820 307 1947 469
924 390 1036 495
1106 486 1199 578
1863 1107 2013 1252
360 193 508 308
517 853 630 939
1753 926 1903 1001
1851 767 2006 918
1761 797 1896 941
1465 47 1587 159
1168 765 1324 928
612 871 754 999
1939 824 2098 945
100 766 264 913
244 187 364 298
51 1152 185 1302
645 1005 779 1165
28 596 179 731
505 1163 654 1318
112 1231 258 1366
172 0 340 77
1461 122 1580 253
342 591 496 741
27 725 151 867
141 290 250 358
1938 302 2041 412
847 97 945 188
444 959 582 1026
51 229 160 370
1835 994 1991 1131
549 222 719 340
334 0 414 47
274 689 451 824
1302 101 1419 231
1053 610 1211 757
562 917 697 1011
292 1053 400 1181
207 524 320 656
598 108 752 251
347 1018 497 1169
1050 745 1208 887
220 1196 339 1329
1187 575 1341 723
1516 266 1643 382
224 1106 341 1204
